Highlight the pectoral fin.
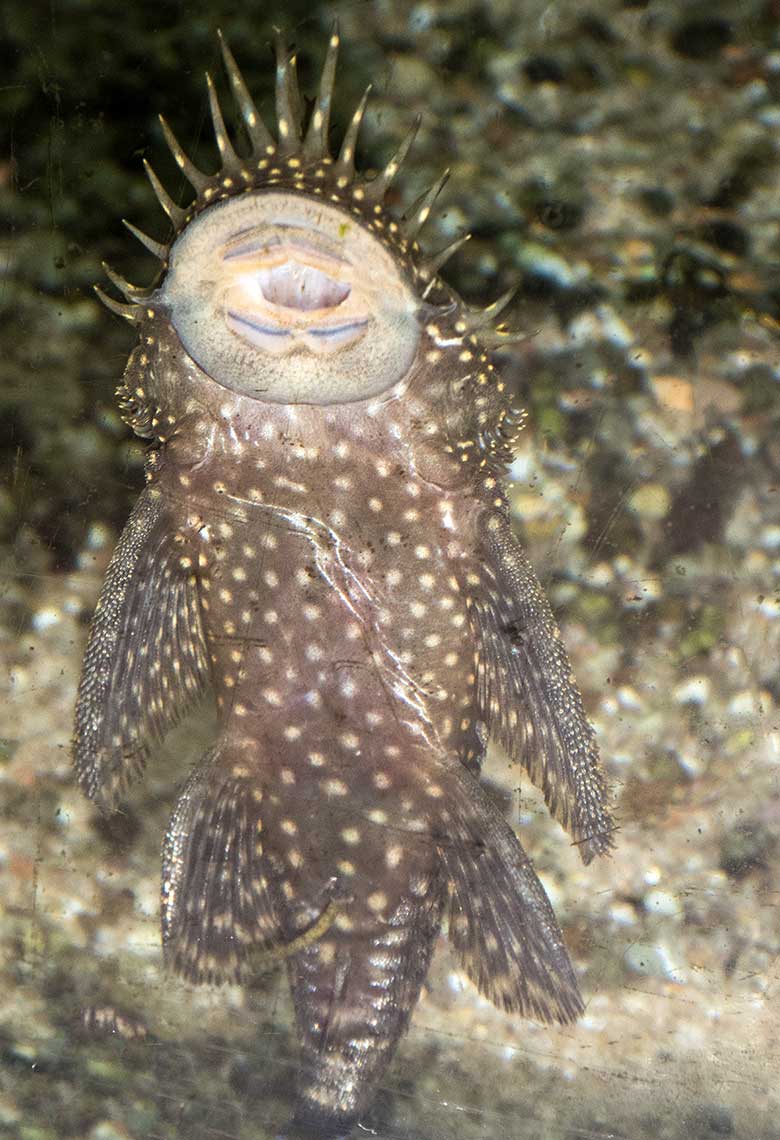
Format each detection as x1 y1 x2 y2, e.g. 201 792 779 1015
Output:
472 511 614 863
73 489 209 809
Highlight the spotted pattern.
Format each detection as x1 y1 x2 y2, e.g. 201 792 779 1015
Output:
75 27 612 1140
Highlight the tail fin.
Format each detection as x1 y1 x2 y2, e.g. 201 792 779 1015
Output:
161 746 283 984
282 881 445 1139
436 759 583 1023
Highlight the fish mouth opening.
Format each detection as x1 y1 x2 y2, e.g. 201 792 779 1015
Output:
220 231 370 354
256 260 351 311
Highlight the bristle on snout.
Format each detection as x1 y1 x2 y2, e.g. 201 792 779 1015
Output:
104 28 523 346
143 24 431 230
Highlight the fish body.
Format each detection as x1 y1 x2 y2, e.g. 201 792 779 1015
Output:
74 28 613 1139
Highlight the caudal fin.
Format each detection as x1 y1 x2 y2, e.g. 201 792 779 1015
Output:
282 878 445 1140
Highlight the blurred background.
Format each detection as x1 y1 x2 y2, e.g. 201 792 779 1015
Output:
2 1 780 1137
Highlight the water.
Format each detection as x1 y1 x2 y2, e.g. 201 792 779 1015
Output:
2 2 779 1137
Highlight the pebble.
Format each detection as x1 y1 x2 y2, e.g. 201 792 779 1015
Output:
88 1120 134 1140
624 941 688 983
759 525 780 550
568 305 634 349
651 375 694 413
616 685 643 711
727 689 761 717
30 607 62 633
609 902 637 927
628 482 671 521
642 889 683 919
673 676 711 705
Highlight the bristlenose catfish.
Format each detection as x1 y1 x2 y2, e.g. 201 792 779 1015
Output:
73 26 613 1139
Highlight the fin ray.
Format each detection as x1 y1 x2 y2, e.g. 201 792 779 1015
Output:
73 489 209 809
435 759 583 1023
472 511 614 863
162 747 282 984
286 881 445 1133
